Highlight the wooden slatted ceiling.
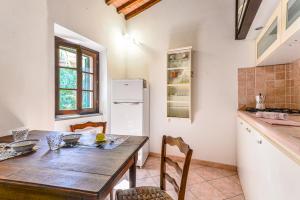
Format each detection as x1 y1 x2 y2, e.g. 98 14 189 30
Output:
106 0 161 20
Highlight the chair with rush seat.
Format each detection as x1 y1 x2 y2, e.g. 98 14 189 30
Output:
115 135 193 200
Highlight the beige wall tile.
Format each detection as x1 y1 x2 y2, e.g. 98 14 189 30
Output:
238 59 300 109
275 65 286 72
275 72 285 80
275 80 285 88
286 80 294 87
265 66 275 72
266 81 275 88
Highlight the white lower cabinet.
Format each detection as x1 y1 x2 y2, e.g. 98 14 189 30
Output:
237 118 300 200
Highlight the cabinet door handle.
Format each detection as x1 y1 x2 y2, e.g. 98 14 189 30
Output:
257 140 262 144
240 122 243 125
246 128 251 133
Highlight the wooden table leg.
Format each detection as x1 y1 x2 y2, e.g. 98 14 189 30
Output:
129 153 138 188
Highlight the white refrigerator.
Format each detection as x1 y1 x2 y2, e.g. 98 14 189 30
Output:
111 79 149 167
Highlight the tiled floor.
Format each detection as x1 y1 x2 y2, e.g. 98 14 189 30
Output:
109 156 245 200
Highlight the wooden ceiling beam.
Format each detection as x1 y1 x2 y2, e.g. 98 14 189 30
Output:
117 0 139 14
105 0 119 5
125 0 161 20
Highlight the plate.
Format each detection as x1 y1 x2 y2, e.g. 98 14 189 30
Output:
63 134 82 145
9 139 39 153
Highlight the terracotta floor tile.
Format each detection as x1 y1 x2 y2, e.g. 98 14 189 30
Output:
136 168 151 180
144 156 160 167
190 163 206 170
184 190 199 200
190 182 226 200
166 163 177 172
151 175 160 185
186 170 205 186
209 176 243 198
194 166 226 181
165 189 178 199
115 156 244 200
151 174 178 191
136 177 157 187
226 175 241 185
143 166 160 177
218 168 237 177
226 194 245 200
166 189 198 200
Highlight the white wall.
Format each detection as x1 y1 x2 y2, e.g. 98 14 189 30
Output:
0 0 51 134
47 0 128 80
126 0 255 165
0 0 127 135
48 0 128 131
0 0 255 165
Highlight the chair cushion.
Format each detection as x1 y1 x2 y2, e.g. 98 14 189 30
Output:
115 186 173 200
74 126 103 134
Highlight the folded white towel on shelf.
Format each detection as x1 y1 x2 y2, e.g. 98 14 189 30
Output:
255 111 288 120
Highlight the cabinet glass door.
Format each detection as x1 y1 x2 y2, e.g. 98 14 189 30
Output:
286 0 300 29
168 52 190 69
167 85 189 102
167 102 189 118
257 18 278 58
167 48 191 119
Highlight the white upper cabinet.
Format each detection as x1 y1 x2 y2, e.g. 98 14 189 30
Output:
282 0 300 36
256 4 282 65
256 0 300 65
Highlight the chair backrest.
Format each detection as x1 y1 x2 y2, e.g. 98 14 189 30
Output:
70 121 107 133
160 135 193 200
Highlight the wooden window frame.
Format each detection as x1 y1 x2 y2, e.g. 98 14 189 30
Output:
55 36 99 116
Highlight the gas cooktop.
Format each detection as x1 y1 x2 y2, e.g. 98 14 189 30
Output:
245 107 300 114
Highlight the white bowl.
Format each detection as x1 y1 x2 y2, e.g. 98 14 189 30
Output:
9 139 39 153
63 134 81 145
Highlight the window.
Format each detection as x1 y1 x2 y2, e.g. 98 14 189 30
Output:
55 37 99 115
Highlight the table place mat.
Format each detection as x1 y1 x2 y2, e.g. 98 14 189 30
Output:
62 135 129 150
0 144 38 161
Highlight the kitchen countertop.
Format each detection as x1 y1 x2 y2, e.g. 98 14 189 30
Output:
238 111 300 165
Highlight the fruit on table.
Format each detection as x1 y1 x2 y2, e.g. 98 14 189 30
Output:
96 133 106 142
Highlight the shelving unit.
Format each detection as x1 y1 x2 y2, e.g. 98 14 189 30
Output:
167 47 192 120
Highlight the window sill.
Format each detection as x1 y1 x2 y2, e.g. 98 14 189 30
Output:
55 113 102 121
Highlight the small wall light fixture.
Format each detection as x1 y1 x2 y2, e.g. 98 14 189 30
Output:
123 33 140 45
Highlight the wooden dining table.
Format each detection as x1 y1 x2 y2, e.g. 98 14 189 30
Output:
0 130 148 200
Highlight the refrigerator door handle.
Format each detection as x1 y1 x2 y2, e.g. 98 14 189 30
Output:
113 102 142 105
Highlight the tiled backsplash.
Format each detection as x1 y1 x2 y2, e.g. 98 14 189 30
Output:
238 59 300 109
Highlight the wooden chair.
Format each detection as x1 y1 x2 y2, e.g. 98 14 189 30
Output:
70 121 107 133
115 135 193 200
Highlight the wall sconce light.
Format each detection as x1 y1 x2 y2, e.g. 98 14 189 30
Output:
123 33 140 45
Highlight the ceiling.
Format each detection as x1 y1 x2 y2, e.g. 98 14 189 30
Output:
105 0 161 20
